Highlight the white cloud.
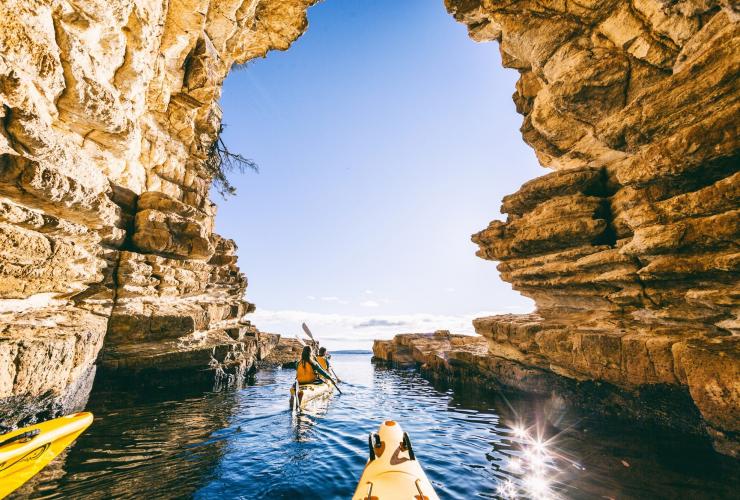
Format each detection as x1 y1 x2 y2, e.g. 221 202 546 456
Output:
364 289 374 295
320 296 349 305
307 295 316 300
445 287 456 293
247 308 503 350
355 319 407 328
360 300 379 308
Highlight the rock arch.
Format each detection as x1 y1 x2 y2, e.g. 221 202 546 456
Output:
0 0 737 456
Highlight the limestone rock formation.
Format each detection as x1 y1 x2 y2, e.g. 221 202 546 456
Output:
374 330 707 434
446 0 739 455
257 336 316 368
373 331 488 369
0 0 316 429
1 0 737 460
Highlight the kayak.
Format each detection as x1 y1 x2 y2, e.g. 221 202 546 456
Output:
290 380 334 410
0 412 93 498
352 420 439 500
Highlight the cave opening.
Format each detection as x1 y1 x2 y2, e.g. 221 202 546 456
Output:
214 0 539 350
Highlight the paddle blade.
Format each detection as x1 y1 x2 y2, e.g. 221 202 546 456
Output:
302 323 315 340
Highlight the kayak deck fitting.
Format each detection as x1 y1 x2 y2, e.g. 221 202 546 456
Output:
0 412 93 498
353 420 439 500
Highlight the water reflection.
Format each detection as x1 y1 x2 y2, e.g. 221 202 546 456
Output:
14 354 740 499
13 388 239 499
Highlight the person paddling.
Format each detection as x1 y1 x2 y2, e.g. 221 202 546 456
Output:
291 346 337 408
296 346 334 385
316 347 341 382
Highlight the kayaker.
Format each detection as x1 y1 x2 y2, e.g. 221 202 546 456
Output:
296 346 333 385
316 347 341 382
316 347 330 371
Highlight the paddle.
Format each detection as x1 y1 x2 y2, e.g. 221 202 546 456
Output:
301 322 320 356
302 323 342 382
301 322 316 343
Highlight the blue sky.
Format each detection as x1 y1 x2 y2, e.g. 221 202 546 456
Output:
215 0 540 349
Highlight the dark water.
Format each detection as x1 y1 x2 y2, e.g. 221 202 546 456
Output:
15 354 739 499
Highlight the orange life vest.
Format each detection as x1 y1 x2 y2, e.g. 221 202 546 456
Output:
296 360 317 384
317 356 328 370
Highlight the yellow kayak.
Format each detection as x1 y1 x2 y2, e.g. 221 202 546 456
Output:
0 412 93 498
353 420 439 500
290 380 334 410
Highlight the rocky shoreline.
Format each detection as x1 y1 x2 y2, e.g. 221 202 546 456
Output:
374 331 716 449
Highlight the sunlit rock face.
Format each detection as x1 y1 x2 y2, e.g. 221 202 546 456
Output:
0 0 316 428
446 0 739 455
374 331 704 433
257 336 314 368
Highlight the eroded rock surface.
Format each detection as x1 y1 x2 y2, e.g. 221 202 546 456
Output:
257 337 317 368
0 0 316 428
1 0 737 459
446 0 739 455
374 331 704 434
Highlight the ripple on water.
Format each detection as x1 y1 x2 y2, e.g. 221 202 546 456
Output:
14 353 740 500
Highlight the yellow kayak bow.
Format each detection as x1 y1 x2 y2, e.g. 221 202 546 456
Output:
0 412 93 498
353 420 439 500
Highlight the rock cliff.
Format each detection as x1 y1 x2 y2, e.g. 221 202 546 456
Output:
445 0 739 455
257 337 316 368
0 0 315 429
1 0 737 459
374 331 704 433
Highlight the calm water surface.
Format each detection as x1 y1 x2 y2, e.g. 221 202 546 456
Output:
16 354 739 499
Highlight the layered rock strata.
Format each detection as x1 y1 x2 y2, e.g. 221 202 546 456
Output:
446 0 739 455
257 337 317 368
0 0 315 429
374 331 703 433
1 0 737 460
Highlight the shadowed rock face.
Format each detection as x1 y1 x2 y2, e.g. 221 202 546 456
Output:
445 0 739 455
0 0 316 429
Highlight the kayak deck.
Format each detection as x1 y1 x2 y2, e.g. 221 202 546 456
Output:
291 381 334 410
353 420 439 500
0 412 93 498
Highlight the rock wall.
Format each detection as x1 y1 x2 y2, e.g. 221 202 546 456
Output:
446 0 739 455
0 0 316 429
257 336 316 368
374 331 704 433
